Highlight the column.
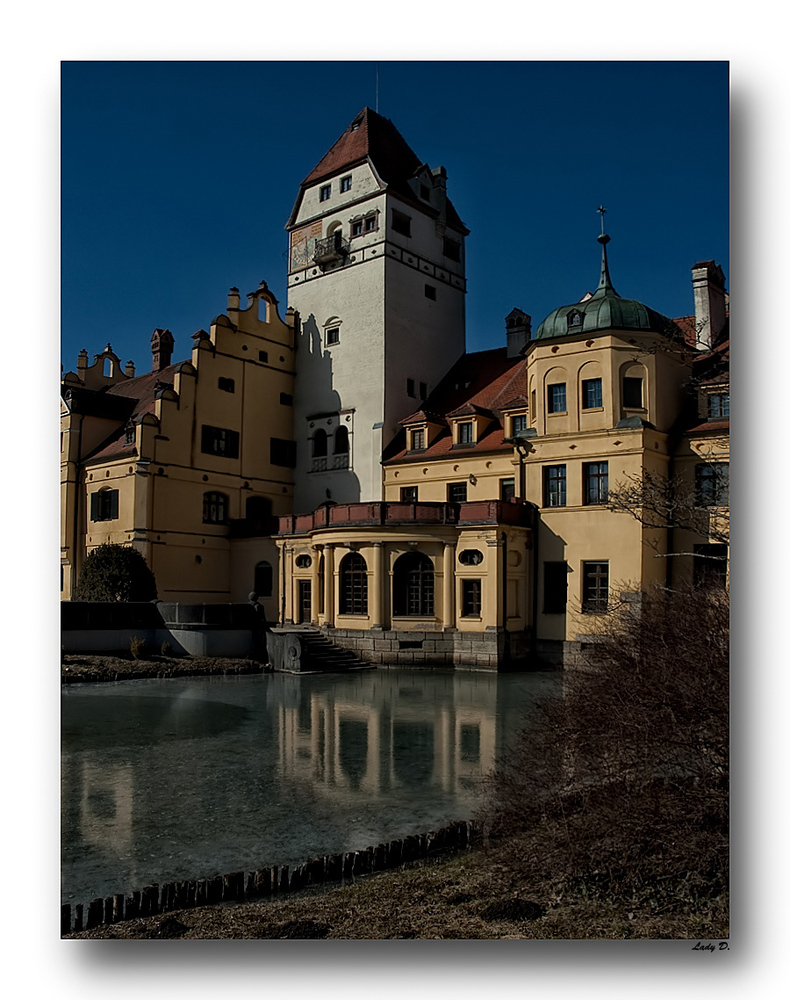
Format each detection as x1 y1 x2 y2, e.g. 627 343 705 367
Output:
283 545 294 625
370 542 384 629
485 535 504 629
443 541 456 630
323 544 335 628
310 545 322 625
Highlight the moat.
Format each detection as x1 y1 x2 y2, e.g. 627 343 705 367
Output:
61 668 560 906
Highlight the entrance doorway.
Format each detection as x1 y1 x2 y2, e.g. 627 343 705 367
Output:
298 580 312 624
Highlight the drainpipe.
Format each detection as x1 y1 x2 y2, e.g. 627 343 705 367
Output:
530 504 539 661
280 542 287 625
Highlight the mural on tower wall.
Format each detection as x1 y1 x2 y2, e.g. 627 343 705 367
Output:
290 221 323 270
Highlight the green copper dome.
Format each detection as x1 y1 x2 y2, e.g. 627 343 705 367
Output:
534 234 677 340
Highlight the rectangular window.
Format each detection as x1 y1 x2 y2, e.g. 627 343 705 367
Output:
326 327 339 345
202 491 228 524
270 438 297 468
391 210 411 236
623 376 644 408
90 489 119 522
420 183 430 200
340 175 352 193
511 414 527 435
409 428 425 451
582 561 609 613
582 377 603 409
425 284 437 300
543 465 566 507
443 237 461 261
694 544 728 589
461 579 482 618
548 383 567 413
400 486 418 503
708 392 729 418
218 377 235 393
696 463 729 506
201 425 239 459
448 482 467 504
365 214 376 232
351 220 363 237
583 461 609 505
280 392 293 406
319 184 331 202
458 421 474 445
500 478 516 502
543 561 568 614
419 381 427 399
259 350 268 363
407 378 415 397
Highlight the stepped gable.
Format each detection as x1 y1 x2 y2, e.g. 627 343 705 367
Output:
294 107 468 234
383 347 526 462
77 363 182 462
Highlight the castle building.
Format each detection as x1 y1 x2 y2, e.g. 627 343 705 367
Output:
61 108 729 669
286 108 468 513
60 282 295 622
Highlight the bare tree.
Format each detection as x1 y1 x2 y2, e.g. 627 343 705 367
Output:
607 468 729 547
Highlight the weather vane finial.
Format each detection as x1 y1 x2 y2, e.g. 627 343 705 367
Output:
597 205 607 235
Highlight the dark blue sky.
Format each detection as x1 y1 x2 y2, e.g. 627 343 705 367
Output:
61 61 729 372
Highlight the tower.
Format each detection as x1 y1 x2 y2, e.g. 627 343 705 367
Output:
286 107 469 513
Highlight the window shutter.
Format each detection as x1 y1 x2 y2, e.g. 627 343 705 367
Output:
90 493 99 520
110 490 119 519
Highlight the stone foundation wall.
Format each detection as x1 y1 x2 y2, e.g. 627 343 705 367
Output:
323 627 531 671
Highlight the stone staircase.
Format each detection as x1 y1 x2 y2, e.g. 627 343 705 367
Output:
266 627 370 674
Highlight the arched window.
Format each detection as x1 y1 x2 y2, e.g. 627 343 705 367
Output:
393 552 434 617
313 429 328 457
339 552 368 615
254 561 273 598
202 491 228 524
334 425 349 454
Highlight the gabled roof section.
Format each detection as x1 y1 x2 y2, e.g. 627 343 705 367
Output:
67 362 182 463
384 348 527 463
289 107 468 235
303 107 422 188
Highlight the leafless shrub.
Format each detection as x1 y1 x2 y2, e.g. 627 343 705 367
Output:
482 586 729 905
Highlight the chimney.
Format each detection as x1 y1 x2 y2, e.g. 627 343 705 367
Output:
151 328 174 372
77 349 88 372
692 261 727 351
124 360 136 378
506 309 531 358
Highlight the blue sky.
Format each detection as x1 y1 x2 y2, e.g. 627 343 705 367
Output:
62 60 729 372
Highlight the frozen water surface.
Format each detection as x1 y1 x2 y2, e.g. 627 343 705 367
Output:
61 668 559 905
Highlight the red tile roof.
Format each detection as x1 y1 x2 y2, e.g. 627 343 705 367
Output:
80 363 181 462
294 107 468 235
384 348 526 463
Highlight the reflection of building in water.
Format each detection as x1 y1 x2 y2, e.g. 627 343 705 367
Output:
276 673 499 805
79 760 134 854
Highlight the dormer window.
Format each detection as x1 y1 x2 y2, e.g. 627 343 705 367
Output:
410 428 425 452
420 184 430 200
458 421 474 445
124 421 135 446
568 310 583 330
708 392 729 418
511 414 527 435
319 184 331 202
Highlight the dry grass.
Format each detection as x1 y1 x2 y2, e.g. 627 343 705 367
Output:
65 803 728 941
62 653 266 684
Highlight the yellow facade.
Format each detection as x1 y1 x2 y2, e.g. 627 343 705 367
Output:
61 282 296 621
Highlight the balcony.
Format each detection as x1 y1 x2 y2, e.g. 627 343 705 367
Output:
275 500 536 536
313 234 350 266
310 454 350 473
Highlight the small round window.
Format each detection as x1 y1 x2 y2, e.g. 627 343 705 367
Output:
295 555 312 569
458 549 483 566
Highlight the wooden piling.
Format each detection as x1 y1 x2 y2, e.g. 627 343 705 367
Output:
61 904 71 936
73 903 83 932
86 898 104 929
